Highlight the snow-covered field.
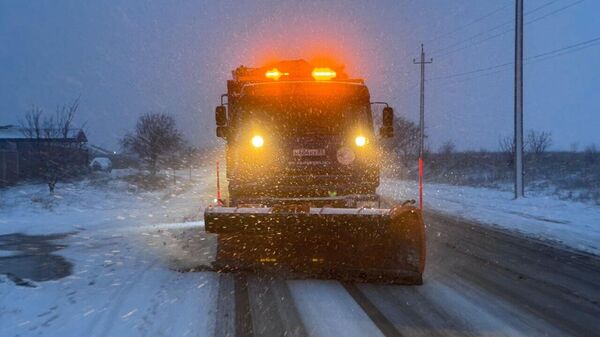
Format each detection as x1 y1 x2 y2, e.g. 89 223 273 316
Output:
380 178 600 255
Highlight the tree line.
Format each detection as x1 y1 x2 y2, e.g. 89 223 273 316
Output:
18 98 193 191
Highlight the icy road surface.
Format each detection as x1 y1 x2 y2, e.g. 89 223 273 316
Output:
1 170 599 336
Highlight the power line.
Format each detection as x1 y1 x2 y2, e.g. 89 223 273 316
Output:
434 27 513 59
527 35 600 60
427 3 512 43
530 40 600 62
444 36 600 83
434 0 584 58
444 40 600 86
428 61 512 81
431 0 582 58
526 0 584 25
431 0 559 55
431 39 600 86
431 20 511 55
429 35 600 83
431 67 511 86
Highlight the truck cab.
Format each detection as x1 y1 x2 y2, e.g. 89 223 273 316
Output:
215 60 394 207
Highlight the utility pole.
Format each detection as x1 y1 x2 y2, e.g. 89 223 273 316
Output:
413 44 433 210
514 0 524 198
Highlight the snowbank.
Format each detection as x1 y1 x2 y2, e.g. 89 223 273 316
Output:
380 178 600 255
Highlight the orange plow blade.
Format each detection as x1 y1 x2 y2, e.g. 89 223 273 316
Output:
204 205 425 284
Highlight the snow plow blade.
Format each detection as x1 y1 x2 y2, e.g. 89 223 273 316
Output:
204 205 426 284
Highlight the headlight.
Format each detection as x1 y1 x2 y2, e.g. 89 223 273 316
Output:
355 135 367 147
251 135 264 148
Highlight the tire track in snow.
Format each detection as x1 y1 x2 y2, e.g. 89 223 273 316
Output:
342 282 403 337
356 282 465 337
89 256 161 337
247 275 308 337
359 277 561 337
287 280 386 337
214 273 308 337
214 273 255 337
234 274 254 337
214 273 236 337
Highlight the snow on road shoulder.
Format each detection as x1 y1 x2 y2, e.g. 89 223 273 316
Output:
0 168 215 235
0 168 222 336
380 178 600 255
0 227 219 337
126 220 204 233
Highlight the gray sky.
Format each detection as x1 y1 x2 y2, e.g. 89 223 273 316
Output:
1 0 599 151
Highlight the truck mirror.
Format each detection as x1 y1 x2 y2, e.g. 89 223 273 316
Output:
382 107 394 127
216 126 229 138
380 107 394 138
215 106 227 126
379 126 393 138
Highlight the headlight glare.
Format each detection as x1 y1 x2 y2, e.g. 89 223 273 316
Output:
251 135 264 148
355 135 367 147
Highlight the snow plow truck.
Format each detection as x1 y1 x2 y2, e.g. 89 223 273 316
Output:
205 60 425 284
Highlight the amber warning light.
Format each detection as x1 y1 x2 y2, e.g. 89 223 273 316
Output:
311 67 337 81
265 68 288 80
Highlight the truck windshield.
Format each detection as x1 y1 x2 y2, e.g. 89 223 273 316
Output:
240 96 371 135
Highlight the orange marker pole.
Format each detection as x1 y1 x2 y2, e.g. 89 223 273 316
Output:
419 157 424 210
216 161 222 206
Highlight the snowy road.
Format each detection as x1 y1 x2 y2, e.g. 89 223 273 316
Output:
158 212 600 337
1 173 600 336
4 212 599 336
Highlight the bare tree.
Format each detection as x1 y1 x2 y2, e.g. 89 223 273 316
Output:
526 130 552 154
19 98 84 193
42 113 56 138
499 135 515 166
389 115 422 156
20 105 43 139
438 140 456 155
584 144 598 164
585 144 598 153
570 142 580 153
121 113 183 176
55 97 79 138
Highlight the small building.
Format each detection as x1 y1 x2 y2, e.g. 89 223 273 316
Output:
0 125 89 186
